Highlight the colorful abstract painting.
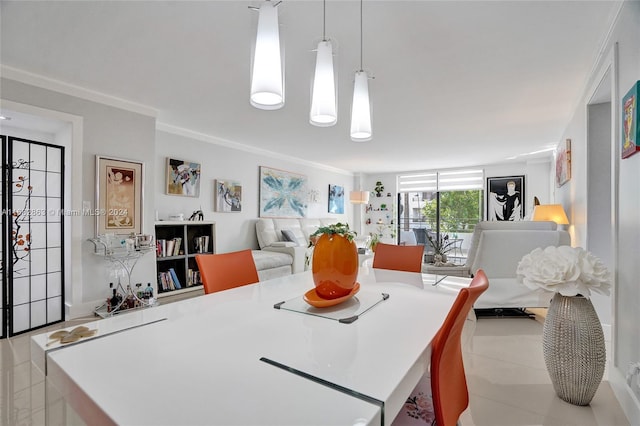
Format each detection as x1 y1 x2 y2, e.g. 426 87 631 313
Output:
259 166 307 218
166 158 201 197
215 179 242 212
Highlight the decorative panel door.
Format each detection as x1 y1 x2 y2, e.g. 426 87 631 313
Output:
1 136 65 337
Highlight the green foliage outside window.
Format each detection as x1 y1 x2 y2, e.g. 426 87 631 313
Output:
422 190 482 233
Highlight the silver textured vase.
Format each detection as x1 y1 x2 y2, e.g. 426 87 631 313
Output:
543 293 606 405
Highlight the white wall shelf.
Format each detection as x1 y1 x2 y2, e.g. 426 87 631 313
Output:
364 195 397 244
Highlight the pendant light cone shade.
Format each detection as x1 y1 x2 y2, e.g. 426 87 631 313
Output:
250 1 284 110
310 40 337 126
350 70 372 141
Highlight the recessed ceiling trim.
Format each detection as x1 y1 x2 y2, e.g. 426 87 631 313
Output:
156 122 353 177
1 65 158 118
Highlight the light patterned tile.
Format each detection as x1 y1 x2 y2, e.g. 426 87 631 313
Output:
464 318 629 426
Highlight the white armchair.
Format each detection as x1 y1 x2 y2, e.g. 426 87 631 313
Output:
427 221 570 310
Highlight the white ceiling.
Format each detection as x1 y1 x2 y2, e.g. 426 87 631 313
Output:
0 1 621 174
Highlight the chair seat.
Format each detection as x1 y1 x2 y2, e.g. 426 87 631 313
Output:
393 374 435 425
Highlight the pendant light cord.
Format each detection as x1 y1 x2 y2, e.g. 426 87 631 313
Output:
359 0 363 71
322 0 326 41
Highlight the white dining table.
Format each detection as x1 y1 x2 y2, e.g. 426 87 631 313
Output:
32 265 471 426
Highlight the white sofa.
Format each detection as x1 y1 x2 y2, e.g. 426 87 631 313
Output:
256 218 340 274
251 250 294 281
426 221 570 310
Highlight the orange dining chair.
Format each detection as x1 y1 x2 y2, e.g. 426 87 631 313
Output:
372 242 424 273
195 249 259 294
392 269 489 426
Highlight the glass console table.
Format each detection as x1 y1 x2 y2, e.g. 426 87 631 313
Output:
89 237 158 318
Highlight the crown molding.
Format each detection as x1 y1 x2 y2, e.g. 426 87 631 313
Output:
1 65 158 118
156 122 353 177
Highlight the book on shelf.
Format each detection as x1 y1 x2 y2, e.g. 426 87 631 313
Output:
187 269 201 287
158 269 181 291
168 268 182 289
173 237 182 256
156 237 183 257
166 240 175 257
158 272 171 291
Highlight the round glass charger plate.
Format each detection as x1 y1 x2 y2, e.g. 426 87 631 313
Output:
303 282 361 308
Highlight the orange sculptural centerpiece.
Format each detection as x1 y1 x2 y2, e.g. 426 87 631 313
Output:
311 224 359 300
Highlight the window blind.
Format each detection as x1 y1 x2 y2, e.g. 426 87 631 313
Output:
398 169 484 192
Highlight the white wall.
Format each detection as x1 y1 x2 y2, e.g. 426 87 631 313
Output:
556 1 640 422
1 78 157 318
155 128 354 253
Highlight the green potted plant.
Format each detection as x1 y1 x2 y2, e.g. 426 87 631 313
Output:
374 181 384 197
309 222 356 246
427 234 456 263
368 232 380 252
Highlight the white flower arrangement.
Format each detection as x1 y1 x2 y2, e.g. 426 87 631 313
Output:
516 245 611 298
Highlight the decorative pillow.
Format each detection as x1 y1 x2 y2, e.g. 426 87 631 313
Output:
281 229 299 246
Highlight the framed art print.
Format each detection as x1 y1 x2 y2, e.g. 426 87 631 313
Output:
259 166 308 218
215 179 242 212
95 156 143 235
166 158 201 197
555 138 571 187
486 175 525 221
328 184 344 214
622 80 640 159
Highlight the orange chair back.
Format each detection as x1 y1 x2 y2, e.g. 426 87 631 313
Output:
430 269 488 426
195 249 259 294
372 242 424 272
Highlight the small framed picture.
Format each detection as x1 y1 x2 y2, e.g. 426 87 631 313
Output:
95 156 144 235
328 184 344 214
166 158 201 197
555 139 571 187
622 80 640 159
486 175 525 221
215 179 242 212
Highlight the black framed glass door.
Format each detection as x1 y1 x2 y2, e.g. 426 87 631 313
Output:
1 136 65 338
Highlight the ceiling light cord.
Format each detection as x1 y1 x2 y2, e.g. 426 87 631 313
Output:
323 0 326 41
359 0 363 71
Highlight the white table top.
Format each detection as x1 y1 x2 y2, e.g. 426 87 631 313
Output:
33 266 470 426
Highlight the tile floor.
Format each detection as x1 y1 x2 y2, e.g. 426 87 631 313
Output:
0 314 631 425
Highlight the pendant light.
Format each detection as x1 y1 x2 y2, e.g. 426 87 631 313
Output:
350 0 372 142
250 0 284 110
309 0 337 126
349 190 370 204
